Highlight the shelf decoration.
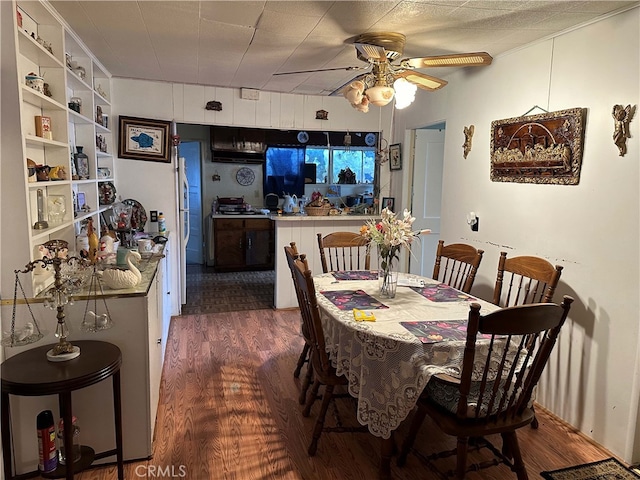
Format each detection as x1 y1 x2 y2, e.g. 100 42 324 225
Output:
2 240 114 361
35 115 52 140
118 116 171 163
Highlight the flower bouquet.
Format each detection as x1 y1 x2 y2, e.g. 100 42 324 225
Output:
360 208 430 297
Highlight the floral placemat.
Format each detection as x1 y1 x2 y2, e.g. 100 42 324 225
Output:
320 289 389 310
401 320 491 344
410 283 475 302
332 271 379 281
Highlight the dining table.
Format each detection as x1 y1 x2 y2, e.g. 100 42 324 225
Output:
313 271 501 479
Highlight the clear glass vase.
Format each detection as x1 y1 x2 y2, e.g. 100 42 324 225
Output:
378 255 398 298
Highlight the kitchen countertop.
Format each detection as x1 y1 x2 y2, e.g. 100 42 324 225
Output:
211 213 377 221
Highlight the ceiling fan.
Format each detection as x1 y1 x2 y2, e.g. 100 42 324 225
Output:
275 32 492 112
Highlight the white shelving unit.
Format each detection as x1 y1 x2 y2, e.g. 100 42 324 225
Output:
3 0 115 296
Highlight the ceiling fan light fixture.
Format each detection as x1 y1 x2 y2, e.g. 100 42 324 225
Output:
393 78 417 109
366 84 394 107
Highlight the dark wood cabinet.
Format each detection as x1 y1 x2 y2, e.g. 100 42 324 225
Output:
213 218 274 271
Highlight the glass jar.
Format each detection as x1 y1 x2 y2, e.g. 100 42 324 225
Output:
57 416 81 465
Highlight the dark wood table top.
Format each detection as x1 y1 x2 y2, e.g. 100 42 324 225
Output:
1 340 121 396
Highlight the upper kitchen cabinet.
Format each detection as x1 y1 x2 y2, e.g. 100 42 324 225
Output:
211 126 266 154
1 0 114 296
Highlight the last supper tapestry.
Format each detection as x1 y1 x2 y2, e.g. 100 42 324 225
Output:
490 107 586 185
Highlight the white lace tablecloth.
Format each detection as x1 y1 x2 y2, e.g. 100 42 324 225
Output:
314 273 500 439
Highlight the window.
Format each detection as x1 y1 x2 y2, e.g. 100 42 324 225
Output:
305 147 376 184
264 147 305 197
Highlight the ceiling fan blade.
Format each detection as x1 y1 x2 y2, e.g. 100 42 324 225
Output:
403 52 493 69
274 65 365 76
394 70 447 91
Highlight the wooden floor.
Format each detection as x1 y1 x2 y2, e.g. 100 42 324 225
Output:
56 309 615 480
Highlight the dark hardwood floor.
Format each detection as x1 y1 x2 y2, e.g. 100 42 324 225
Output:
50 307 618 480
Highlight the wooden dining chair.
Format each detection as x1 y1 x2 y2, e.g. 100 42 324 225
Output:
291 253 367 455
317 232 370 273
492 252 564 430
397 295 574 479
284 243 314 405
432 240 484 293
492 252 563 307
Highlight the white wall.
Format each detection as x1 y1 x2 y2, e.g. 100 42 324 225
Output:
395 6 640 462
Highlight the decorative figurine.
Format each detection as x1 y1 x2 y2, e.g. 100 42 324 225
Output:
463 125 474 159
612 104 636 157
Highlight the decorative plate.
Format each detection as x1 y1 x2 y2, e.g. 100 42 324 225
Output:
122 198 147 231
98 181 117 205
297 131 309 143
236 167 255 186
365 132 377 146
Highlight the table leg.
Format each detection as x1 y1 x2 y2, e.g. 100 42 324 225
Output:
380 435 394 480
59 392 74 480
2 392 12 479
112 371 124 480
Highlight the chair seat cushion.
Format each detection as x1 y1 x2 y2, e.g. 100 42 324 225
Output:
423 375 506 418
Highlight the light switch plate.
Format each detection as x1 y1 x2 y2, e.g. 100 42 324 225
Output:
150 210 158 222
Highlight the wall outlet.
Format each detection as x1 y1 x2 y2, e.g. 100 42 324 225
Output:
150 210 158 222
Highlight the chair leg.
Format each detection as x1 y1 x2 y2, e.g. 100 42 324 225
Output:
308 384 335 456
294 343 310 378
397 404 428 467
530 407 539 429
303 378 321 417
299 360 314 405
503 431 528 480
456 436 470 479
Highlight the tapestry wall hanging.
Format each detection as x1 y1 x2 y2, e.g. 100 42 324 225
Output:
490 107 587 185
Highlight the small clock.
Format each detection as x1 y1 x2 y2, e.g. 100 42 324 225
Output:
236 167 255 186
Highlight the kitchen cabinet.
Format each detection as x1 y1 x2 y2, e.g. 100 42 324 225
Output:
213 217 274 271
1 0 114 297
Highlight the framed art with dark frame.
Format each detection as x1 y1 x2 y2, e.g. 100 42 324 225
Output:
389 143 402 171
382 197 395 212
118 116 171 163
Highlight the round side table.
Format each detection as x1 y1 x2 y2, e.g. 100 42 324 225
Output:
1 340 124 480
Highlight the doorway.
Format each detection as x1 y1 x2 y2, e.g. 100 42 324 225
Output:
180 141 203 265
409 124 445 277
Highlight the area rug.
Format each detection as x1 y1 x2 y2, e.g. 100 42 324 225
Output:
541 458 640 480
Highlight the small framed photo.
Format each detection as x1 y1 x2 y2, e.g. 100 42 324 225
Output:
381 197 395 212
389 144 402 171
118 115 171 163
76 192 86 212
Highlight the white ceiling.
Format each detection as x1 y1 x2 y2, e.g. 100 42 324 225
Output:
50 1 637 96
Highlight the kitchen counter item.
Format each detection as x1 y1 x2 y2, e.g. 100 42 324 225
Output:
122 199 147 231
265 193 279 211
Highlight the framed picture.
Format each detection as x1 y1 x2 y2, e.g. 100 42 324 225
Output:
118 115 171 163
381 197 395 212
76 192 86 212
389 143 402 171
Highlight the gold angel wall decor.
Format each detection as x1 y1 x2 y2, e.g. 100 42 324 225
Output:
612 104 636 157
463 125 474 158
